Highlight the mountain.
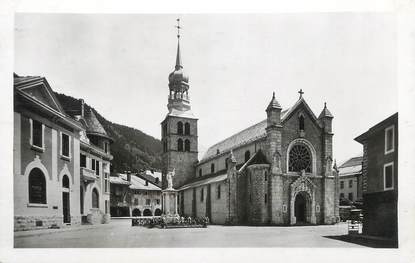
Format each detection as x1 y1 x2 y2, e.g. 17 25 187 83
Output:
54 92 163 173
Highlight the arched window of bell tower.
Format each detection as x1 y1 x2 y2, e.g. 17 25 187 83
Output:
177 138 183 152
177 122 183 135
185 123 190 135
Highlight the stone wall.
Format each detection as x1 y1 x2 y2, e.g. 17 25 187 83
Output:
14 215 81 231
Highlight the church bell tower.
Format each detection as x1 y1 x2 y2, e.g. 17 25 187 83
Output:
161 19 198 189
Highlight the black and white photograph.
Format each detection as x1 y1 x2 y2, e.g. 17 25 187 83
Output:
1 1 415 262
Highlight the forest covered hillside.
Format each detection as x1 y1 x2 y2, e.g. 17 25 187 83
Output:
54 92 162 173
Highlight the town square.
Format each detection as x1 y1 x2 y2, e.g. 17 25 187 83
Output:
2 7 415 263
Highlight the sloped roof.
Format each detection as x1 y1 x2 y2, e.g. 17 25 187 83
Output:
110 173 161 191
338 156 362 176
178 173 227 191
318 103 334 118
84 109 110 139
166 108 196 119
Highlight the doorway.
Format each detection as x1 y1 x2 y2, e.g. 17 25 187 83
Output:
294 193 307 224
62 175 71 224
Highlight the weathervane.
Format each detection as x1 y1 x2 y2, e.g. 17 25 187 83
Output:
175 18 181 39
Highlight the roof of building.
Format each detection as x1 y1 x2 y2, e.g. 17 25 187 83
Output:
355 112 398 143
177 173 228 191
318 103 334 119
200 97 325 163
137 170 162 188
338 156 363 176
84 109 111 140
266 92 282 111
166 108 196 119
110 173 161 191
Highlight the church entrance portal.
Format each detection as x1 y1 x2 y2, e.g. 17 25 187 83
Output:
294 193 307 223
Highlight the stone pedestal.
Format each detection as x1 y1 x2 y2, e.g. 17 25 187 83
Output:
162 188 178 216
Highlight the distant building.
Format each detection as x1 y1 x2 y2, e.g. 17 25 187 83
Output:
160 25 339 225
355 113 398 246
338 156 363 202
13 73 113 231
109 172 162 217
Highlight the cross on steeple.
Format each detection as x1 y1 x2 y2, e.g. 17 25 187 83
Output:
175 18 181 39
298 89 304 99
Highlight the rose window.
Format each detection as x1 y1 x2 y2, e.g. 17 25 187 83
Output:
288 144 312 173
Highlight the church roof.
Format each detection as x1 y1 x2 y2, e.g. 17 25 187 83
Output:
318 103 334 118
201 97 321 163
165 108 197 119
177 173 228 191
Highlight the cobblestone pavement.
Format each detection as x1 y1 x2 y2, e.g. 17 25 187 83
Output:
14 220 366 248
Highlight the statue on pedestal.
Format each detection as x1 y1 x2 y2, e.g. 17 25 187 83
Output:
166 168 175 190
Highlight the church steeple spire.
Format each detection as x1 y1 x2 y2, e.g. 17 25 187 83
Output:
168 18 191 112
175 18 182 70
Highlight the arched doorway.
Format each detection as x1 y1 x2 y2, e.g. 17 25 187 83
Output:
294 193 307 224
62 175 71 223
132 208 141 217
143 209 152 216
154 208 162 216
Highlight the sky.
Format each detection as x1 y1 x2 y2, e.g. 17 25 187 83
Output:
14 13 397 164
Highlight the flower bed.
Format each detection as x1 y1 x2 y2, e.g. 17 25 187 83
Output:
132 216 209 228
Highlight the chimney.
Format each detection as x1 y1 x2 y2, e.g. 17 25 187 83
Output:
126 171 131 182
80 99 85 117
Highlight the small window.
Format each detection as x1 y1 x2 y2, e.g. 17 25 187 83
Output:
340 193 344 198
265 171 268 181
62 175 70 188
245 150 251 163
184 122 190 135
264 193 267 204
349 180 353 188
61 133 70 158
92 188 99 208
134 198 139 205
105 200 108 214
28 168 46 204
211 163 215 174
340 181 344 189
199 169 202 177
91 159 96 171
225 158 229 170
385 125 395 154
384 162 394 190
31 119 43 148
104 173 108 192
104 141 109 153
177 138 183 151
177 121 183 135
156 199 160 205
348 193 353 201
216 149 220 155
96 160 100 176
217 184 221 199
201 188 204 202
299 115 305 130
80 154 87 168
146 199 151 205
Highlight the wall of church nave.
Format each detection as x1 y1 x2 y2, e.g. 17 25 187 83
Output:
196 139 266 178
209 181 228 224
195 186 207 218
181 189 194 217
281 108 325 176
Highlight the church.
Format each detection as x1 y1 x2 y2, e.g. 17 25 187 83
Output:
161 23 339 225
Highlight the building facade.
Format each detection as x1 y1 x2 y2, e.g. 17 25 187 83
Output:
355 113 398 246
14 74 112 231
160 31 339 225
338 156 363 203
110 172 162 217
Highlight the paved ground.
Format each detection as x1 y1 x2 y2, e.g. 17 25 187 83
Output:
14 219 366 248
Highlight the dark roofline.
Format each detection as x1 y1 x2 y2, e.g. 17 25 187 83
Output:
355 112 398 143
